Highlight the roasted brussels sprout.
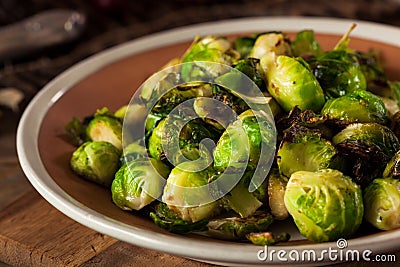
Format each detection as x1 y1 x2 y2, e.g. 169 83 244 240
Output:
363 178 400 230
267 168 289 220
291 29 323 58
277 124 337 179
207 211 274 240
333 123 400 186
162 161 219 222
260 53 325 112
284 169 363 242
111 158 170 211
309 49 367 99
213 109 275 172
149 202 209 234
86 114 123 150
321 89 389 126
249 32 292 59
70 141 121 187
246 231 290 246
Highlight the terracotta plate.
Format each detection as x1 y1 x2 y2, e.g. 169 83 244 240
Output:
17 17 400 266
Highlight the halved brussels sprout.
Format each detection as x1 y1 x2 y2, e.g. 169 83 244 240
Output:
213 109 275 171
86 114 123 150
162 162 220 223
70 141 121 187
277 124 337 179
249 32 292 59
260 53 325 112
333 123 400 186
321 89 389 126
284 169 363 242
364 178 400 230
111 158 170 211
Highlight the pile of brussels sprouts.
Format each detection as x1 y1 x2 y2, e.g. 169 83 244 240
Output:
66 26 400 245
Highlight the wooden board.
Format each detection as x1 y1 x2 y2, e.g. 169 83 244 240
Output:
0 190 211 267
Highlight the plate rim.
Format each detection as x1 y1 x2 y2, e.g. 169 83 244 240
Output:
16 16 400 266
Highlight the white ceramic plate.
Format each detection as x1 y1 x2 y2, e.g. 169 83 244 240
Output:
17 17 400 266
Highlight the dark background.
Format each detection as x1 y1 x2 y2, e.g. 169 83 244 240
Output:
0 0 400 111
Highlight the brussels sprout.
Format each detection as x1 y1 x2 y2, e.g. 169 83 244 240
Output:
321 90 389 126
111 158 170 211
260 53 325 112
213 110 275 171
181 35 240 81
309 49 367 99
291 29 323 58
246 231 290 246
333 123 400 186
383 150 400 179
248 32 292 59
267 168 289 220
162 162 220 222
363 178 400 230
70 141 121 187
284 169 363 242
149 202 209 234
277 124 337 179
86 114 123 150
207 211 274 240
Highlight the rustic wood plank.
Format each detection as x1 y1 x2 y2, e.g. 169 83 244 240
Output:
80 242 214 267
0 190 118 267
